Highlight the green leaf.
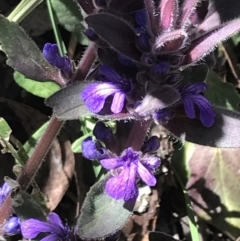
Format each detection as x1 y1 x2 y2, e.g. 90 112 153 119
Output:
24 121 49 157
0 117 12 141
0 118 28 165
181 64 209 84
0 15 66 85
77 174 135 239
173 142 240 239
11 187 46 221
50 0 89 45
204 70 240 111
14 72 60 98
232 33 240 46
71 134 91 153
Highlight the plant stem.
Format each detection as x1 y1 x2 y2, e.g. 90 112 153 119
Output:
0 43 97 228
73 42 96 80
8 0 44 23
125 120 152 151
18 118 62 189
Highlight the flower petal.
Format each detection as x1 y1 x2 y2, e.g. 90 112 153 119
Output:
48 213 64 230
21 219 56 239
100 157 124 170
142 156 160 170
184 82 207 93
111 92 125 113
4 216 21 235
40 234 60 241
141 136 160 153
82 137 108 160
182 96 195 118
42 43 71 76
98 65 122 83
93 122 113 143
105 163 138 200
137 162 157 186
82 83 120 113
0 182 11 205
192 95 215 127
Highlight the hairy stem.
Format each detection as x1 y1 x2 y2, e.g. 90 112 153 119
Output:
73 42 96 80
0 43 97 227
125 119 153 151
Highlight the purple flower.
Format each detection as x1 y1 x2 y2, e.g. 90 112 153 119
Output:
179 82 215 127
21 212 71 241
153 108 172 123
135 9 147 29
0 183 21 236
0 182 11 205
153 61 170 74
81 65 132 113
4 216 21 235
141 136 160 153
100 148 160 201
93 122 113 144
82 137 109 160
43 43 72 77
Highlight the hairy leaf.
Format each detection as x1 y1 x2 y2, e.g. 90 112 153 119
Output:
175 142 240 239
0 15 65 85
159 0 179 30
204 70 240 111
181 64 209 84
50 0 89 45
164 106 240 148
11 187 46 221
154 29 187 53
14 72 60 98
144 0 159 35
77 174 135 239
45 83 90 120
184 18 240 64
180 0 203 27
85 13 141 61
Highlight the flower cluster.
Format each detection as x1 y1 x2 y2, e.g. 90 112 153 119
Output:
76 0 218 127
82 122 160 201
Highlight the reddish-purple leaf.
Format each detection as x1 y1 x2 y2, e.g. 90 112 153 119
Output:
159 0 179 31
0 15 65 86
180 0 203 27
154 29 187 53
85 13 141 62
184 18 240 64
45 83 91 120
144 0 159 36
163 106 240 148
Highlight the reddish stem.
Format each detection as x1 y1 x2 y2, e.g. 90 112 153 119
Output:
125 119 153 151
0 43 97 227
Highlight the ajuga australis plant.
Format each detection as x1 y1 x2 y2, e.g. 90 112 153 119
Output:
1 0 240 240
